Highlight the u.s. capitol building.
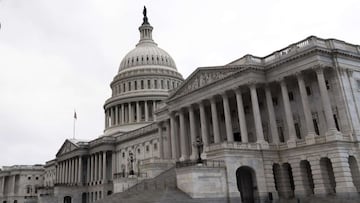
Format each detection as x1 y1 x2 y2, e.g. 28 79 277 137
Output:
3 8 360 203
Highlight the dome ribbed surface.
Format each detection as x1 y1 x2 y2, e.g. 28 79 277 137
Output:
118 44 177 72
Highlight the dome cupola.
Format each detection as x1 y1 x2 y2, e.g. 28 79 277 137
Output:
103 7 183 136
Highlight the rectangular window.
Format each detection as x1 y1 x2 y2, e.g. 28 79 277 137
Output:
141 80 144 89
147 80 151 89
272 97 278 106
123 83 125 92
288 92 294 101
306 86 311 95
357 80 360 89
167 80 170 89
294 123 301 139
161 80 164 89
313 119 319 135
278 126 285 142
154 80 158 89
134 81 137 90
128 82 131 91
325 80 330 89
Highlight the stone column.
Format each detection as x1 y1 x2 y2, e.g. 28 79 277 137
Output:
105 109 108 128
222 92 234 142
92 154 96 183
199 101 209 154
78 156 82 185
189 105 198 160
111 108 115 126
145 101 149 122
315 67 341 138
103 152 107 183
210 97 221 143
153 100 157 120
158 122 164 159
165 119 172 159
115 105 119 125
265 85 280 144
179 109 189 161
296 73 316 144
170 113 178 159
90 154 95 184
136 101 141 122
121 104 125 124
112 151 116 180
87 156 90 184
74 158 78 185
128 103 132 123
280 79 297 147
234 88 248 143
99 153 103 181
250 84 266 144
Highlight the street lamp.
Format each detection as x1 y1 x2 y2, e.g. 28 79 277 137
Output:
194 136 203 163
128 151 136 175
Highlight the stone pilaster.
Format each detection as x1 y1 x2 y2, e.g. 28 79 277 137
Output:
308 157 327 195
145 101 149 122
331 153 357 194
78 156 82 185
128 103 133 123
136 101 141 122
289 159 308 197
103 152 107 183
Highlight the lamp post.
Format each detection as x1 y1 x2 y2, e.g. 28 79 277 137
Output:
194 136 203 163
128 151 135 175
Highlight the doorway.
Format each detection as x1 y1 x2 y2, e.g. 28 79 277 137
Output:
236 166 258 203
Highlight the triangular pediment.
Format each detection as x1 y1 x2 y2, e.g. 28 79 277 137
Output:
56 139 79 157
169 66 242 100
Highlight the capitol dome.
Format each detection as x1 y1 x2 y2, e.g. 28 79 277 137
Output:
103 7 184 135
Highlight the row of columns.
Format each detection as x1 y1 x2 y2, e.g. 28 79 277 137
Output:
56 156 82 185
115 78 180 94
105 100 160 128
161 67 340 161
86 152 107 185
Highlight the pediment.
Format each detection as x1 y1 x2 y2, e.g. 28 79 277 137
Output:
56 139 79 157
169 66 241 100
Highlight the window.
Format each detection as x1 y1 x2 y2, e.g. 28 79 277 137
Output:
357 80 360 89
244 106 250 114
272 97 278 106
334 114 340 131
325 80 330 89
294 123 301 139
28 177 31 180
122 152 125 158
134 81 137 90
35 177 38 180
278 126 285 142
161 80 164 89
313 119 319 135
26 186 31 194
306 86 312 95
288 92 294 101
123 83 125 92
167 81 170 89
128 82 131 91
141 80 144 89
147 80 151 88
146 145 150 152
154 143 158 150
137 148 141 154
154 80 158 89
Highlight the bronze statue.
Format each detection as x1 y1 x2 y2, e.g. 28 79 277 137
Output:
142 6 149 25
143 6 147 17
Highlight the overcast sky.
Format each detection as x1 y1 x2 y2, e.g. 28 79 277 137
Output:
0 0 359 167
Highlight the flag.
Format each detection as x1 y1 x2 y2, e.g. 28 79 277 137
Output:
74 111 77 120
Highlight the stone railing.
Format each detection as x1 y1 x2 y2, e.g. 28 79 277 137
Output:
175 159 225 169
113 172 148 179
230 36 360 67
115 123 157 142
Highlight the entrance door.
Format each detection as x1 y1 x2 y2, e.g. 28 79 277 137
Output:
236 166 256 203
64 196 72 203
